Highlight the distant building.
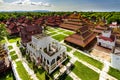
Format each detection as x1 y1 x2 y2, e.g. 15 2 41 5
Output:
109 22 119 28
111 46 120 70
93 25 107 34
26 34 67 74
96 30 116 49
65 26 96 48
46 15 62 27
19 24 42 46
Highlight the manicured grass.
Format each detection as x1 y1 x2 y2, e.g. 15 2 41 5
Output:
108 67 120 80
66 46 72 52
8 46 13 50
47 28 56 32
0 39 6 44
72 61 99 80
35 67 46 80
65 75 73 80
0 70 15 80
16 61 32 80
10 51 16 56
63 31 74 35
8 38 20 43
58 29 66 32
27 61 46 80
52 34 67 41
11 54 18 60
73 51 103 70
49 32 57 36
8 36 20 43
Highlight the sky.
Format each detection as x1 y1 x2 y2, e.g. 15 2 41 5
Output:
0 0 120 11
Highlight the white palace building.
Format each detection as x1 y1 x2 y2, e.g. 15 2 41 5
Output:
96 30 116 49
26 34 67 74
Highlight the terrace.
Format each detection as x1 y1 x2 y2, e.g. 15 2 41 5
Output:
43 42 60 56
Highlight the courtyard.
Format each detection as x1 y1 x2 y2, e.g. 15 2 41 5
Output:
0 26 120 80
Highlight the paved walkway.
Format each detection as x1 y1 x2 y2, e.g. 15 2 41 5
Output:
64 43 117 80
5 37 38 80
12 43 38 80
69 72 81 80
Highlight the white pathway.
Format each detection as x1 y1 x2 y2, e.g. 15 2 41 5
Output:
64 43 118 80
5 37 38 80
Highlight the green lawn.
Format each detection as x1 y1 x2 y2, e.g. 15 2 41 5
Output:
0 70 15 80
108 67 120 80
10 51 16 56
47 28 56 32
49 32 57 36
63 31 74 35
65 75 73 80
11 54 18 60
72 61 99 80
58 29 66 32
35 67 46 80
73 51 103 70
16 61 32 80
66 46 72 52
52 34 67 41
27 61 46 80
8 36 20 43
0 39 6 44
8 46 13 50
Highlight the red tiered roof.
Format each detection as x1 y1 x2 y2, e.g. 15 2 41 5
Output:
20 24 42 43
99 35 115 42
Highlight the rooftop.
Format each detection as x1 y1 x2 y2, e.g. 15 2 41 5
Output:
31 34 65 57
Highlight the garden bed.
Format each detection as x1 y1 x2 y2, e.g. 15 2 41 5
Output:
16 61 32 80
8 46 13 50
108 67 120 80
52 34 67 41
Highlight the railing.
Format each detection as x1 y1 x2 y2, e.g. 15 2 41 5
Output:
50 63 56 70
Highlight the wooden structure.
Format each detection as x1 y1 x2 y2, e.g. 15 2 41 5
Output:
20 24 42 45
45 15 62 27
65 26 96 47
0 44 11 73
93 25 107 34
60 12 95 31
5 16 45 35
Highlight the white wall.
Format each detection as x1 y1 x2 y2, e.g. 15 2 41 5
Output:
111 54 120 70
97 37 115 49
102 31 111 38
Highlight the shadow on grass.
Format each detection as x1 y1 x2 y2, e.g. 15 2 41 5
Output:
0 68 15 80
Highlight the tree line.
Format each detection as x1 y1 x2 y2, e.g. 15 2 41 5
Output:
0 11 120 24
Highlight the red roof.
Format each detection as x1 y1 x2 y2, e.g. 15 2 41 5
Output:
99 35 115 42
109 24 118 27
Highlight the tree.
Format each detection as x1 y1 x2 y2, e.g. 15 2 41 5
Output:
0 23 8 41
